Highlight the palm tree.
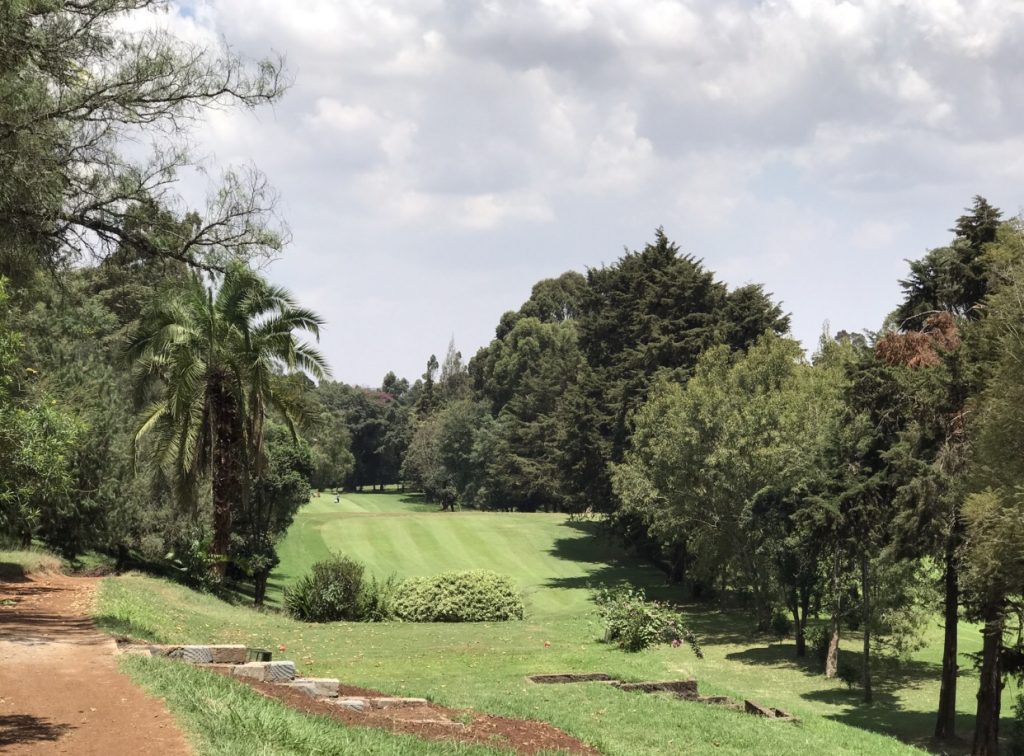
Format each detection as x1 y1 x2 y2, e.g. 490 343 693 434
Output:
129 263 329 577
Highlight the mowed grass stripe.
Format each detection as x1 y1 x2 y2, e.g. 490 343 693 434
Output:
270 494 673 618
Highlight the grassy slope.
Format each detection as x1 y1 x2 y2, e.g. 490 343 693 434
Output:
118 655 503 756
0 548 63 576
94 492 1011 755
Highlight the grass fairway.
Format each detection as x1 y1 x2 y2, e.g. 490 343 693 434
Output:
271 492 667 617
96 492 1021 755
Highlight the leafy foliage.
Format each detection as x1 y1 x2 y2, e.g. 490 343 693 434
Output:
284 555 367 623
594 586 702 655
391 570 524 623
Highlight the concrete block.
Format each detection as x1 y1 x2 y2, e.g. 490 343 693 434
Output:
148 644 247 664
697 695 733 706
368 697 429 709
334 697 368 712
529 673 613 684
284 678 340 698
231 661 296 682
744 699 795 720
208 645 247 664
169 646 214 664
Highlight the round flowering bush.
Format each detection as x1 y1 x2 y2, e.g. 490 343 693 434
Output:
392 569 524 622
594 586 702 655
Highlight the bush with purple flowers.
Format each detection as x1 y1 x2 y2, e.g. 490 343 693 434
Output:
594 586 702 656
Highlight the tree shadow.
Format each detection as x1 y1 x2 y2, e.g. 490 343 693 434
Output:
0 584 105 645
0 715 72 747
395 493 446 512
678 608 768 647
93 614 162 642
542 521 686 604
0 562 31 582
722 640 1008 754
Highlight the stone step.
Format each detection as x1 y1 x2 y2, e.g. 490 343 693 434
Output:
151 645 248 665
231 661 296 682
744 699 796 721
330 696 429 712
613 679 698 699
282 677 340 698
529 673 613 684
368 696 429 709
117 645 154 657
334 697 368 712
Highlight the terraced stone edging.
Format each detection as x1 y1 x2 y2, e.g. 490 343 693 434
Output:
119 642 599 754
527 672 798 722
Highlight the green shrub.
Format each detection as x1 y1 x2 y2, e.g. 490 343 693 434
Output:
594 586 702 656
361 573 400 622
837 658 859 689
1010 694 1024 756
770 610 793 639
285 555 365 622
807 624 830 667
174 528 221 592
391 570 524 622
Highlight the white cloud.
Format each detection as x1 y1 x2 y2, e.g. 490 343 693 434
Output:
155 0 1024 383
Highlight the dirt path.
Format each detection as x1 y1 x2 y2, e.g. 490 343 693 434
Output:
0 569 190 755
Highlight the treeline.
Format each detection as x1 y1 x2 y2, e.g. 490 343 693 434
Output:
610 197 1019 749
387 198 1024 754
399 230 788 515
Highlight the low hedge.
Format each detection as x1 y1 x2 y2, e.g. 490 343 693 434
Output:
391 569 524 622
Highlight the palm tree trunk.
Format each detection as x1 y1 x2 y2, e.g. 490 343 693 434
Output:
210 377 245 579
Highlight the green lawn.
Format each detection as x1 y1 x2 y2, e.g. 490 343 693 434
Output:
93 491 1023 755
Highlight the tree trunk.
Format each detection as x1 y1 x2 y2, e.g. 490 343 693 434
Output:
754 598 772 633
825 551 841 678
935 532 961 740
115 543 130 572
668 542 687 585
253 571 268 608
791 585 810 658
861 553 872 704
972 609 1004 756
792 604 806 657
210 378 245 580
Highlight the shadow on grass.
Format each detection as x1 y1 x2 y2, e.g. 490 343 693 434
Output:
727 641 941 689
94 613 162 642
678 609 765 647
224 578 289 610
723 639 999 754
541 521 688 606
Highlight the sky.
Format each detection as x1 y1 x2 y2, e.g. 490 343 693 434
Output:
155 0 1024 386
